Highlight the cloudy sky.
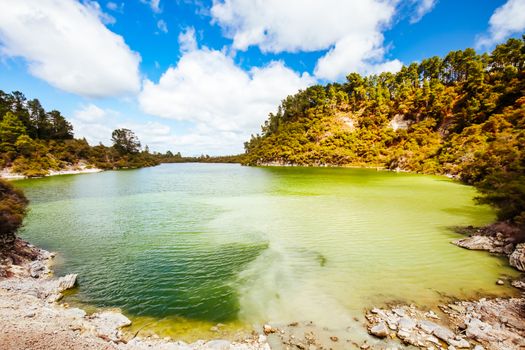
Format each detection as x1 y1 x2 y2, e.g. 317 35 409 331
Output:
0 0 524 155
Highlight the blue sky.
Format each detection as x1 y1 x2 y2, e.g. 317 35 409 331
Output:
0 0 524 155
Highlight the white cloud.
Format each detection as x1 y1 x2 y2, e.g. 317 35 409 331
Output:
314 33 403 81
210 0 402 80
141 0 161 13
72 104 115 145
410 0 437 24
178 27 197 52
106 2 124 13
72 104 177 151
157 19 168 33
0 0 141 97
138 33 314 153
477 0 525 48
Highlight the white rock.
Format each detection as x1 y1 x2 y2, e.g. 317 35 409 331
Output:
370 322 389 338
432 326 455 342
448 338 470 348
419 320 440 334
398 317 417 331
205 340 231 349
453 236 494 251
510 243 525 271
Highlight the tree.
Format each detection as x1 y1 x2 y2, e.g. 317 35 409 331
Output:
47 110 73 139
0 112 27 152
111 128 141 155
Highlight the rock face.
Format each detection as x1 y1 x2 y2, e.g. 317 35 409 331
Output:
509 243 525 271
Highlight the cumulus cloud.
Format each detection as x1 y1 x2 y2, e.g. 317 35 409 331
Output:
0 0 141 97
72 104 115 145
410 0 437 23
72 104 177 151
138 30 314 153
477 0 525 48
314 33 403 81
210 0 402 80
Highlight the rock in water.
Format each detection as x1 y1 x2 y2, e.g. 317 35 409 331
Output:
510 243 525 271
369 322 389 338
56 274 77 291
453 236 494 251
263 324 275 335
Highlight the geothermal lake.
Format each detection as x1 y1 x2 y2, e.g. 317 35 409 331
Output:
17 164 519 340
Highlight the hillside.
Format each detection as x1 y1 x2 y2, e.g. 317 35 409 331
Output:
0 91 163 177
244 37 525 231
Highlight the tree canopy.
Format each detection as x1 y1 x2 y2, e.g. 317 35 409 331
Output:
0 91 159 176
244 37 525 231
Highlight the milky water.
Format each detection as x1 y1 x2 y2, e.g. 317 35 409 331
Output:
17 164 519 340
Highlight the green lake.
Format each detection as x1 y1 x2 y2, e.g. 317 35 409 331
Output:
16 164 520 340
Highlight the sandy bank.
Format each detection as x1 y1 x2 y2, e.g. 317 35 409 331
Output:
0 165 102 180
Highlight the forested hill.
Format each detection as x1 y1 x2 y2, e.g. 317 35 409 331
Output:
0 91 159 176
244 37 525 230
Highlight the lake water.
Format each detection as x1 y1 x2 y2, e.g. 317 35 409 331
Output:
17 164 519 340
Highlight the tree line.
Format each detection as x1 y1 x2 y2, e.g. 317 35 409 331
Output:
0 91 163 177
244 37 525 232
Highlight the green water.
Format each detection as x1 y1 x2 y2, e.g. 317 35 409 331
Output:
17 164 519 339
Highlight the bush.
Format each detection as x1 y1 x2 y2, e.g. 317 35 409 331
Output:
0 179 28 250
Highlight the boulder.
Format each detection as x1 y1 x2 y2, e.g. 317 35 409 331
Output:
90 311 131 342
29 260 50 278
453 236 494 251
418 320 440 334
509 243 525 271
432 326 455 342
369 322 389 338
55 274 77 292
263 324 275 335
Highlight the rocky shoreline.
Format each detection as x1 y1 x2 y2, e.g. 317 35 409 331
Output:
0 239 270 350
361 223 525 350
1 226 524 350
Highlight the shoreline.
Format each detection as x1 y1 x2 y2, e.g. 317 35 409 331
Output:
0 166 103 180
0 238 270 350
0 227 523 349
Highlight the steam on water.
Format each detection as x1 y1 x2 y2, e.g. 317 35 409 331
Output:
18 164 519 338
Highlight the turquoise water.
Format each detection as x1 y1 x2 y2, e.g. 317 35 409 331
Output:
16 164 519 338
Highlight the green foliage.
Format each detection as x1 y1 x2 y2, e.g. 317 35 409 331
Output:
111 128 141 155
0 91 160 176
244 37 525 231
0 112 27 152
